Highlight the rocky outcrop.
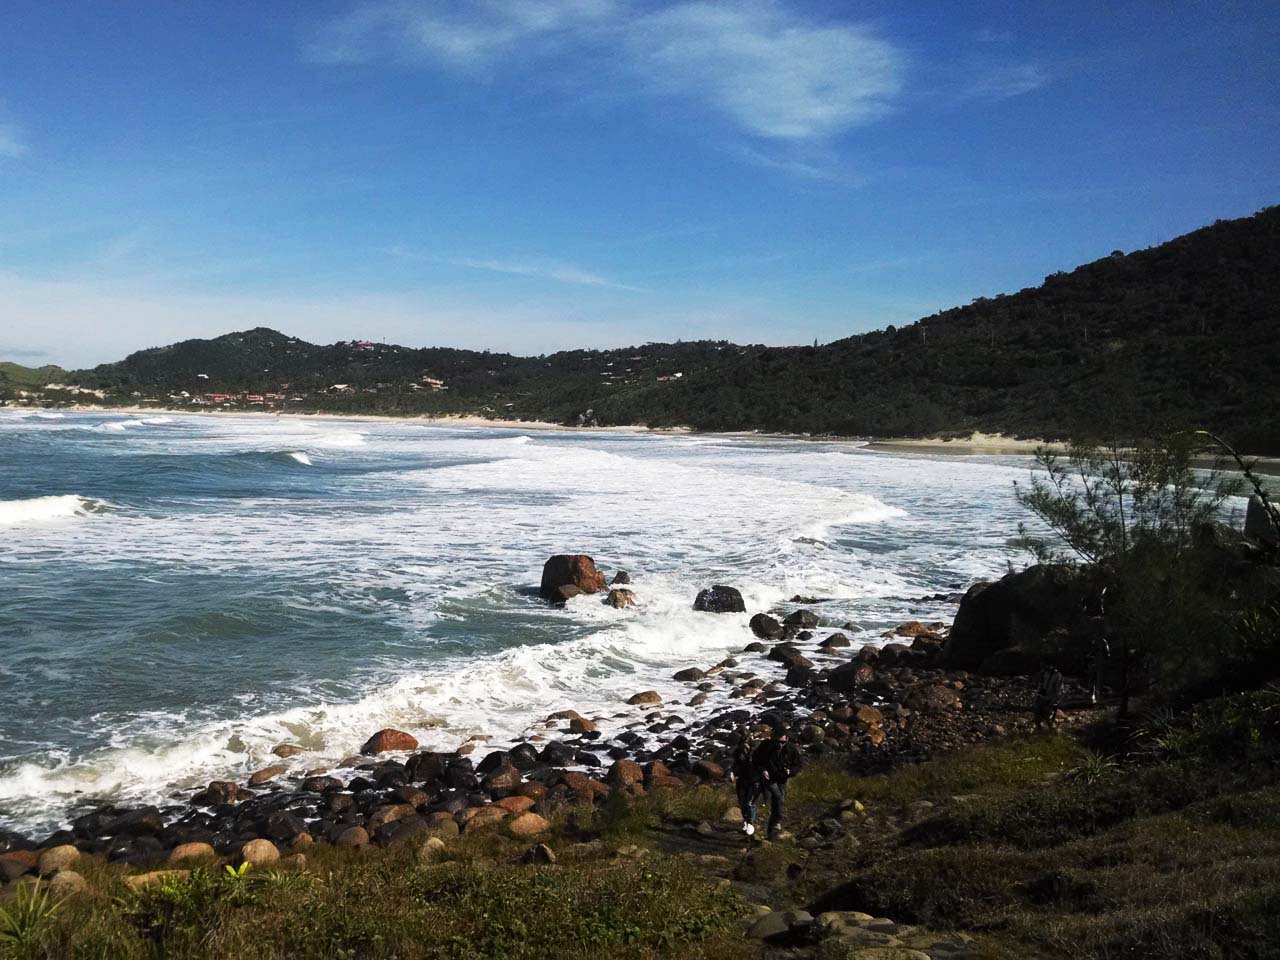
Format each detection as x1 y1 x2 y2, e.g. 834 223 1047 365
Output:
693 585 745 613
942 564 1093 672
540 555 608 602
750 613 784 639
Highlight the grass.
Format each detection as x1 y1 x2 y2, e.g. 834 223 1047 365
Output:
6 839 753 960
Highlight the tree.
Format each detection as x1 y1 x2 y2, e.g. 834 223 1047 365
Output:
1014 434 1242 714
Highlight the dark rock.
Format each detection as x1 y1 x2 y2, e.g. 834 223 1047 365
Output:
742 641 768 653
693 585 746 614
507 743 540 770
943 564 1097 670
540 555 608 601
673 667 706 682
605 588 636 609
784 609 819 629
611 570 632 585
819 633 851 648
750 613 784 639
405 752 449 784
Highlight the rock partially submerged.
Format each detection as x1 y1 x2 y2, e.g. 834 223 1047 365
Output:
361 729 419 755
540 555 608 603
694 585 745 613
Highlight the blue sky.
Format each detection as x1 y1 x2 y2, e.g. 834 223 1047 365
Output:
1 1 1277 368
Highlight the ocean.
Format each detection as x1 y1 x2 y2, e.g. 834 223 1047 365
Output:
0 409 1037 837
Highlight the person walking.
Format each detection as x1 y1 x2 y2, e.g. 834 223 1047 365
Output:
751 724 803 841
1033 664 1064 731
730 730 759 837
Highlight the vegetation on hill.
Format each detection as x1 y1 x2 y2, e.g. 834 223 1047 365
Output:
3 207 1278 449
0 363 68 391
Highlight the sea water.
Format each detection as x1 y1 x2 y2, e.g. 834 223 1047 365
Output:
0 410 1037 836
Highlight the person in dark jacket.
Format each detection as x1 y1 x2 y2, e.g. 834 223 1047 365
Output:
730 730 758 837
750 725 804 840
1033 664 1064 730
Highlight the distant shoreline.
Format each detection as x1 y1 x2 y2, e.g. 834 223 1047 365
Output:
31 404 1280 473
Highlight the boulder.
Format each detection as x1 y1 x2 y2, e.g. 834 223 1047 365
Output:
540 555 608 601
942 565 1095 670
605 588 637 609
784 610 819 629
334 826 370 848
750 613 784 640
612 570 632 585
167 842 217 863
47 870 87 897
626 691 662 706
819 633 851 648
826 661 875 694
360 729 419 755
192 781 242 807
507 813 552 838
37 845 79 876
673 667 705 682
693 585 746 614
606 759 644 791
272 743 305 758
239 838 280 867
893 621 934 638
248 764 288 786
1246 495 1280 547
125 870 190 891
522 843 556 864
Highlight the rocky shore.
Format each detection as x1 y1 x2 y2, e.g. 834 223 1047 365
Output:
0 555 1072 893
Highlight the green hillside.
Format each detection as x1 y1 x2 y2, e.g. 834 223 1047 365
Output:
61 206 1280 450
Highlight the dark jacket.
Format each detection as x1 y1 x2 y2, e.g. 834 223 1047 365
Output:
731 741 755 782
752 739 803 784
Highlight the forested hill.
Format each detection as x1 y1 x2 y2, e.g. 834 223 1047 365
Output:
38 206 1280 450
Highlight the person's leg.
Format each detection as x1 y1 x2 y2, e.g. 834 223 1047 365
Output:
766 783 784 837
737 781 756 831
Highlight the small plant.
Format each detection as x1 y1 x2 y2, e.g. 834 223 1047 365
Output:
0 880 61 955
1062 752 1119 786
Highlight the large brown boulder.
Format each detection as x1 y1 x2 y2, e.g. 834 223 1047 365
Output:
361 728 419 755
540 555 608 601
942 564 1094 671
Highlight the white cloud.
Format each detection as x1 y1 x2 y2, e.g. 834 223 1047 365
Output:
626 2 903 140
306 0 619 68
307 1 904 141
0 122 27 158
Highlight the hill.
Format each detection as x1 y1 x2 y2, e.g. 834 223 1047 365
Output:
18 206 1280 449
0 361 70 390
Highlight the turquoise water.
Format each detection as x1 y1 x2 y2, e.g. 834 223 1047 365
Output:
0 410 1035 835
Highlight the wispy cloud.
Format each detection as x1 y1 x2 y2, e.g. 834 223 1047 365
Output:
307 1 905 142
305 0 619 68
626 2 903 140
388 245 644 290
965 62 1046 100
0 121 27 158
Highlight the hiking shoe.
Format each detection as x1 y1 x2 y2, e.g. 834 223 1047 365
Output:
768 829 791 842
742 823 755 837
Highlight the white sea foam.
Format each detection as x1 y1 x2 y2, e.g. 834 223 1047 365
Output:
0 494 103 526
288 451 313 466
33 411 65 420
137 416 174 425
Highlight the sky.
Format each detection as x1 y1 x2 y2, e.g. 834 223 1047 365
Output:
0 1 1277 369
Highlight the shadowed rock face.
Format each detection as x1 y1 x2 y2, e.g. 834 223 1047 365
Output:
540 555 608 601
941 564 1093 671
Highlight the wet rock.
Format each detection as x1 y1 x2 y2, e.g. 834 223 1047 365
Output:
605 588 636 609
272 743 305 758
673 667 706 682
248 765 289 786
300 775 343 794
820 633 851 649
750 613 784 639
611 570 632 585
540 555 608 601
569 716 598 734
784 609 819 629
693 585 746 614
360 729 419 755
626 691 662 706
